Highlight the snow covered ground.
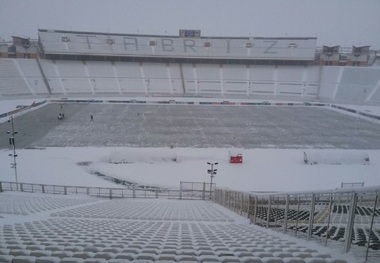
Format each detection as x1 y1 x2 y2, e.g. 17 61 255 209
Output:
1 98 380 262
1 147 379 192
0 97 379 191
0 99 38 115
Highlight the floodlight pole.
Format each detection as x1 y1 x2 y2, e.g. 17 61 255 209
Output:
7 116 18 189
207 162 218 197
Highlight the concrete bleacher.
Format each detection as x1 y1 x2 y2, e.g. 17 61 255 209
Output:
0 192 100 215
17 59 49 95
319 67 341 101
56 60 93 94
181 63 197 94
196 64 222 95
114 62 145 94
167 63 184 95
143 63 173 94
249 65 276 96
277 66 305 96
86 61 119 94
223 64 248 95
319 66 380 105
2 57 380 106
0 191 349 263
38 59 66 95
335 67 380 104
303 66 319 97
0 59 33 97
359 68 380 104
368 85 380 104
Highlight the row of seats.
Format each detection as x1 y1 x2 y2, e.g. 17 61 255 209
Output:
49 199 235 222
227 196 380 252
0 193 102 215
0 192 349 262
0 219 339 262
232 198 380 226
2 58 380 105
288 224 380 250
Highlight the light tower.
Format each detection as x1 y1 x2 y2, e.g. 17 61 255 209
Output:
7 116 18 189
207 162 218 197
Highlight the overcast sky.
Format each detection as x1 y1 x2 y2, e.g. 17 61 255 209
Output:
1 0 379 49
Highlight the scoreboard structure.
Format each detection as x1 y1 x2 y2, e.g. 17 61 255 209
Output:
179 29 201 38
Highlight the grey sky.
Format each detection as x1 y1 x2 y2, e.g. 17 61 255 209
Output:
1 0 379 49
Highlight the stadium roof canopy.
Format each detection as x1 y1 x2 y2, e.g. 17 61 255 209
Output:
39 29 317 62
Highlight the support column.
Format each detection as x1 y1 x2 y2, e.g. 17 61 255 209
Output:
284 195 289 233
332 67 344 101
307 194 316 240
266 196 272 228
240 193 244 215
344 193 357 253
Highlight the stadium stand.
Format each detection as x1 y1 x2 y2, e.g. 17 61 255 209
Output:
368 82 380 104
0 191 351 263
86 61 119 94
181 63 198 95
2 29 380 262
222 64 248 95
56 60 93 94
196 64 222 95
215 188 380 262
249 65 276 96
167 63 184 95
17 59 49 95
143 62 173 94
319 67 343 102
0 59 33 97
303 65 319 97
38 59 66 95
114 61 146 94
1 29 380 105
276 66 305 97
335 68 380 104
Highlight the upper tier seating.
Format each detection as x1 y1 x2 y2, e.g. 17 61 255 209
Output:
1 57 380 106
18 59 49 95
0 59 33 96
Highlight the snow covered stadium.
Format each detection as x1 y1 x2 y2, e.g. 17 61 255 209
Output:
1 29 380 262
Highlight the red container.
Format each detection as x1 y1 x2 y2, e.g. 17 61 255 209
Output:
230 154 243 163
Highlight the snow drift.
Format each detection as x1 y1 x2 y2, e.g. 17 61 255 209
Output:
108 148 177 163
303 150 370 165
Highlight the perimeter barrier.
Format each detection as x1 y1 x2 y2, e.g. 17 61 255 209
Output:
180 181 215 200
214 187 380 260
0 181 209 200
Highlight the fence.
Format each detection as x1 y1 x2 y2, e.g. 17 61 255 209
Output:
214 187 380 261
180 181 215 200
0 181 210 200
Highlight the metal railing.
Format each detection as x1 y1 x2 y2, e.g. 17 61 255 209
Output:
0 181 209 200
180 181 215 200
214 187 380 261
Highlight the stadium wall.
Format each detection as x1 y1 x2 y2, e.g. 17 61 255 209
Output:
1 57 380 105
